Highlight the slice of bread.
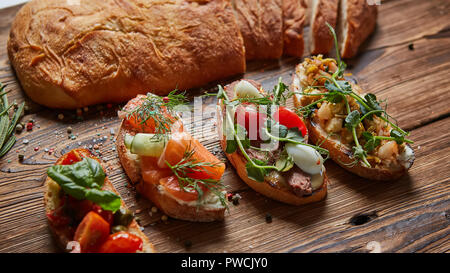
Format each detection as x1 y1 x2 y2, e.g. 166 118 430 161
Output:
282 0 307 57
309 0 339 55
338 0 378 58
291 62 415 181
217 80 328 206
44 148 155 253
116 122 226 222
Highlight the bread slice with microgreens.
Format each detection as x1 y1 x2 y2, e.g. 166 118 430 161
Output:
291 26 414 180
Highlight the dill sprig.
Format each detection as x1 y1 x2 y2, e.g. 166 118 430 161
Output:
166 145 228 209
125 90 187 134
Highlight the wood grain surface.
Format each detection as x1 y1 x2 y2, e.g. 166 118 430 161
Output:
0 0 449 253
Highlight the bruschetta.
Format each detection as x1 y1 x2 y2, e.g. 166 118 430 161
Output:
292 25 414 180
338 0 378 58
217 79 329 205
45 148 155 253
117 93 227 222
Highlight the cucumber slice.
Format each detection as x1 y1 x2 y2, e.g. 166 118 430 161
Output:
124 134 134 149
128 133 167 157
275 152 294 172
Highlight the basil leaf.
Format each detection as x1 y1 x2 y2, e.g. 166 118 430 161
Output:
245 160 267 182
85 188 121 212
345 110 361 130
47 158 120 212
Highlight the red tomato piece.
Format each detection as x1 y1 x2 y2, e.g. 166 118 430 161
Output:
273 106 307 136
92 204 114 226
74 211 110 253
235 104 267 141
98 232 143 253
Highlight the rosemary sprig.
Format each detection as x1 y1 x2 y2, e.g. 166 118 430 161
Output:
0 83 24 158
166 145 228 209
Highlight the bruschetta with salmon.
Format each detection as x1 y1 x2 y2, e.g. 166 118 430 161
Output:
117 93 227 222
45 148 155 253
291 25 414 180
217 79 329 205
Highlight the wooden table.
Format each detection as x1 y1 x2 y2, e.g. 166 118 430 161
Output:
0 0 449 253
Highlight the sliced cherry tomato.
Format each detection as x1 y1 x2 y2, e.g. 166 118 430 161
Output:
158 132 225 181
74 211 110 253
98 232 143 253
273 106 307 136
235 104 267 141
92 204 114 226
60 150 82 165
159 176 207 202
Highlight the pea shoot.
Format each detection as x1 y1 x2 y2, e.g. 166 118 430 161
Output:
295 23 413 168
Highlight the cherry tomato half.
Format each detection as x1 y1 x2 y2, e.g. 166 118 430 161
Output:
235 104 267 141
273 106 307 136
73 211 110 253
92 204 114 226
98 232 143 253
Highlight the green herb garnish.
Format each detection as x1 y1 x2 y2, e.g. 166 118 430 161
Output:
0 83 25 158
295 23 413 168
166 146 228 209
47 157 121 212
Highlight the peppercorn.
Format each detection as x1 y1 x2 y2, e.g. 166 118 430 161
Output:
67 127 73 134
161 215 168 222
265 213 272 223
15 124 23 133
18 154 24 161
26 122 33 131
184 240 192 248
408 43 414 51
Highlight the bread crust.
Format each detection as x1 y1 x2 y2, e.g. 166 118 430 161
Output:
282 0 306 57
232 0 284 60
116 122 226 222
217 80 328 206
310 0 338 55
44 148 155 253
339 0 377 58
291 66 414 181
8 0 246 109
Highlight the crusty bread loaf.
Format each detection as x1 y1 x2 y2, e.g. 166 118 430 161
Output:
338 0 377 58
44 148 155 253
282 0 307 57
309 0 338 55
8 0 246 109
116 122 226 222
232 0 284 60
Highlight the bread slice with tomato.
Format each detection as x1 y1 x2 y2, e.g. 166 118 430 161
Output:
44 148 155 253
217 79 328 206
116 94 227 222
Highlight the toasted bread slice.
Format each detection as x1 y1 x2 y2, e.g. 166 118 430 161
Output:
338 0 377 58
282 0 306 57
309 0 339 55
292 61 415 181
44 148 155 253
217 80 328 206
116 122 226 222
